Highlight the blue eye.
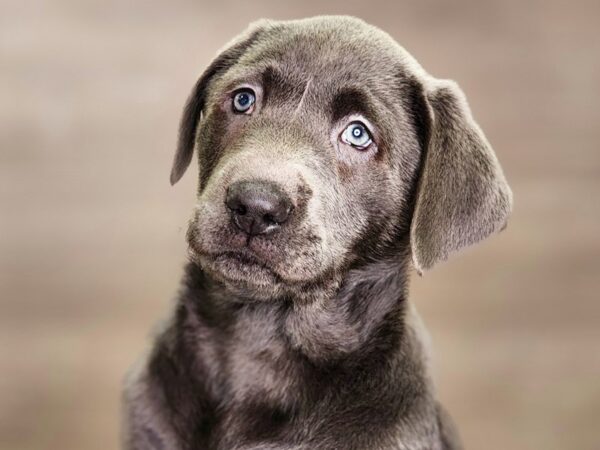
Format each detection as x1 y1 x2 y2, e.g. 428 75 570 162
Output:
232 89 256 113
341 122 373 149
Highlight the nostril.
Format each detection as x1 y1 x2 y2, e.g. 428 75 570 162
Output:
263 201 293 225
225 195 247 217
263 213 275 225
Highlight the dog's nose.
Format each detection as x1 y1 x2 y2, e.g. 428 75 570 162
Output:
225 180 293 236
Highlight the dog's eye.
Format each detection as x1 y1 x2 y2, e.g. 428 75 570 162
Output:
341 122 373 149
232 89 256 114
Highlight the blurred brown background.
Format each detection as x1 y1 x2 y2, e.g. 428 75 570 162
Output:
1 0 599 449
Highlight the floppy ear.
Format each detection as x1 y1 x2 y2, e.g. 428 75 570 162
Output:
169 25 265 185
410 79 513 273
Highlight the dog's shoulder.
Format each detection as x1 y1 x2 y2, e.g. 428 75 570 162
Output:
122 344 178 450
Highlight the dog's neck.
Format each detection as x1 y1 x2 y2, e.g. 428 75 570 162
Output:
180 247 412 364
164 248 433 447
283 253 411 361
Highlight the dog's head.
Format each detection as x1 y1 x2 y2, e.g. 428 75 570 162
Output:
172 17 512 300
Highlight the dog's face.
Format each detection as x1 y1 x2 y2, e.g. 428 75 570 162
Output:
171 17 512 300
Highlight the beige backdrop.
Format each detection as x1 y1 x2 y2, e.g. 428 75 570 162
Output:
1 1 599 449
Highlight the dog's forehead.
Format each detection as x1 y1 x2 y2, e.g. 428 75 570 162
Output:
236 17 417 86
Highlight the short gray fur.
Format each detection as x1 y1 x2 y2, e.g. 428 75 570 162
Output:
123 16 512 450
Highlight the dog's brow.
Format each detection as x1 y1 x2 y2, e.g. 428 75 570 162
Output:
262 66 286 103
293 77 313 117
331 88 374 123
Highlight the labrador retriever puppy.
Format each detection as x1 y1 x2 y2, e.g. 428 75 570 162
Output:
123 16 512 450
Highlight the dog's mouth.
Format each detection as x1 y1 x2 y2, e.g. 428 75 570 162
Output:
185 217 331 292
190 242 283 287
213 251 277 276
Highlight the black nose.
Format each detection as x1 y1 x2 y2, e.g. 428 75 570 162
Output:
225 180 293 236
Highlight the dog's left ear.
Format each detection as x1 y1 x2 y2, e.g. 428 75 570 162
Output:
410 79 513 273
170 23 266 185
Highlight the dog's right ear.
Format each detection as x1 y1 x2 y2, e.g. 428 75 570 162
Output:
169 23 267 185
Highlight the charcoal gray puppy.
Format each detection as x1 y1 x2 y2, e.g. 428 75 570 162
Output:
123 16 512 450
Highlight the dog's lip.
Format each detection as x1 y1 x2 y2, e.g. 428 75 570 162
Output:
193 246 282 280
187 232 273 271
217 250 285 284
215 250 267 268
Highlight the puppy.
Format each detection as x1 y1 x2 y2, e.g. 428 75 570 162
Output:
123 16 512 450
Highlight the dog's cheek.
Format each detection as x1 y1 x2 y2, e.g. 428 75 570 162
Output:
192 152 240 242
187 202 221 254
296 182 344 268
324 168 395 263
332 183 371 243
188 181 232 253
197 108 237 191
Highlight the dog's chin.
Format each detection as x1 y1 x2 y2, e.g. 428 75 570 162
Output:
190 248 287 299
205 251 281 285
186 225 337 300
189 245 336 301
